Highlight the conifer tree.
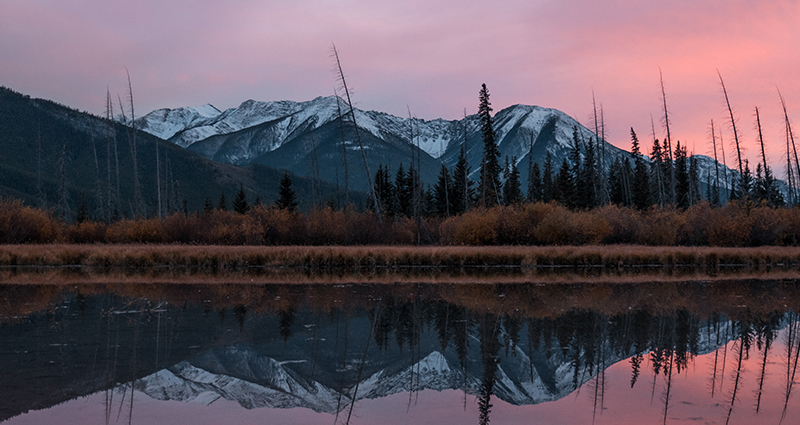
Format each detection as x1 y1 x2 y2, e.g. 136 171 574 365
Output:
232 184 250 214
542 151 555 202
275 172 299 212
433 164 453 216
688 154 701 206
674 142 690 209
569 129 584 209
395 164 412 217
529 163 543 202
630 128 651 210
372 165 396 216
451 147 474 214
217 191 227 211
503 158 523 205
203 196 214 215
477 84 501 207
556 159 574 207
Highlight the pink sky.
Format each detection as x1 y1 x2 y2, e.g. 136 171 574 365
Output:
2 0 799 171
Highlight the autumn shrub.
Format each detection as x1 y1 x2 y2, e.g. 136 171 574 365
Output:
344 211 382 244
162 213 204 243
454 208 497 245
203 211 262 245
748 203 784 246
305 208 348 245
494 206 527 244
105 220 131 243
677 202 713 245
517 202 563 243
250 206 303 245
635 208 682 246
380 216 417 245
776 208 800 245
593 204 640 244
66 221 107 243
0 199 60 243
126 218 164 243
706 201 752 247
438 215 461 245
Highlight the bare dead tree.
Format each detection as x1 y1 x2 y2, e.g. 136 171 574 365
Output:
711 120 721 206
779 89 800 206
36 112 46 209
332 44 381 222
718 71 744 184
122 70 144 217
334 88 351 209
57 143 71 223
650 115 666 206
755 107 774 202
659 68 676 203
90 132 105 221
156 138 162 219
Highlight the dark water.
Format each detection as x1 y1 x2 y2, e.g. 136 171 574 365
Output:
2 280 800 424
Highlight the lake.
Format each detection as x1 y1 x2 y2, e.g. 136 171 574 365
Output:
1 279 799 424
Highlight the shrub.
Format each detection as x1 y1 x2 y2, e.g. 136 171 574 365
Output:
66 221 107 243
454 208 497 245
0 199 60 243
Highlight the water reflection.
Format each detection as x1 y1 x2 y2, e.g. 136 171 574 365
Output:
1 280 800 424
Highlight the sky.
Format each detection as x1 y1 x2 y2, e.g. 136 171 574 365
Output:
2 0 799 171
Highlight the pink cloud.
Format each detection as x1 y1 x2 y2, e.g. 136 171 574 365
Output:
1 0 799 171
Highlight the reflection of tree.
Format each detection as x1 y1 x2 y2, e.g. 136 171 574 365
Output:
782 312 800 424
478 313 501 425
278 307 295 342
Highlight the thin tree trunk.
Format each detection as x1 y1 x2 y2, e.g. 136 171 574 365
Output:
332 44 381 222
660 68 676 204
711 120 721 205
335 89 350 209
718 71 744 180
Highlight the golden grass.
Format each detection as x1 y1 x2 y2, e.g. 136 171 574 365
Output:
0 244 799 285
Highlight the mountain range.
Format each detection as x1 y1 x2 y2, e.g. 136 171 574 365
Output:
0 85 763 217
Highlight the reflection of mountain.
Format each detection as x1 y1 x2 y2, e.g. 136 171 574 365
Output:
135 322 730 413
0 282 787 422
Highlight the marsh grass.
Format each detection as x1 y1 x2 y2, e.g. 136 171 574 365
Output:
0 244 799 285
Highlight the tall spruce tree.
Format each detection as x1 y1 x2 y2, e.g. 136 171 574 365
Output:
232 184 250 214
503 157 523 205
477 84 501 207
556 159 574 207
650 138 667 206
275 172 299 212
433 164 453 216
451 146 474 214
529 163 543 202
630 128 651 210
542 151 555 202
674 141 690 209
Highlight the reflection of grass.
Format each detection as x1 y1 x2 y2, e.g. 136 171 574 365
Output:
3 279 800 327
1 244 800 269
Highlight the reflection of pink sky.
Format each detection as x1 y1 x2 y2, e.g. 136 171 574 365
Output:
7 335 800 425
1 1 799 170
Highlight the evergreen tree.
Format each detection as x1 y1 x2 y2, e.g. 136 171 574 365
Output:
203 196 214 215
609 157 634 206
275 172 299 212
477 84 501 207
569 129 584 209
674 141 690 209
76 194 89 223
578 137 599 209
542 151 555 202
217 191 227 211
503 157 523 205
433 164 453 216
394 164 410 216
650 138 667 206
688 154 701 206
529 162 543 202
451 146 475 214
630 128 651 210
232 184 250 214
556 159 574 207
371 164 395 216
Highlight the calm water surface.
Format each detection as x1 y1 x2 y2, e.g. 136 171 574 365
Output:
2 280 800 424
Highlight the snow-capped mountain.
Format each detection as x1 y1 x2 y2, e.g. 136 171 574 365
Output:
136 96 632 189
133 319 732 415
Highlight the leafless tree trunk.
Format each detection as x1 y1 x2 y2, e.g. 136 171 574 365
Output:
779 89 800 206
711 120 721 205
659 68 676 203
332 44 381 222
718 71 744 178
335 89 350 209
